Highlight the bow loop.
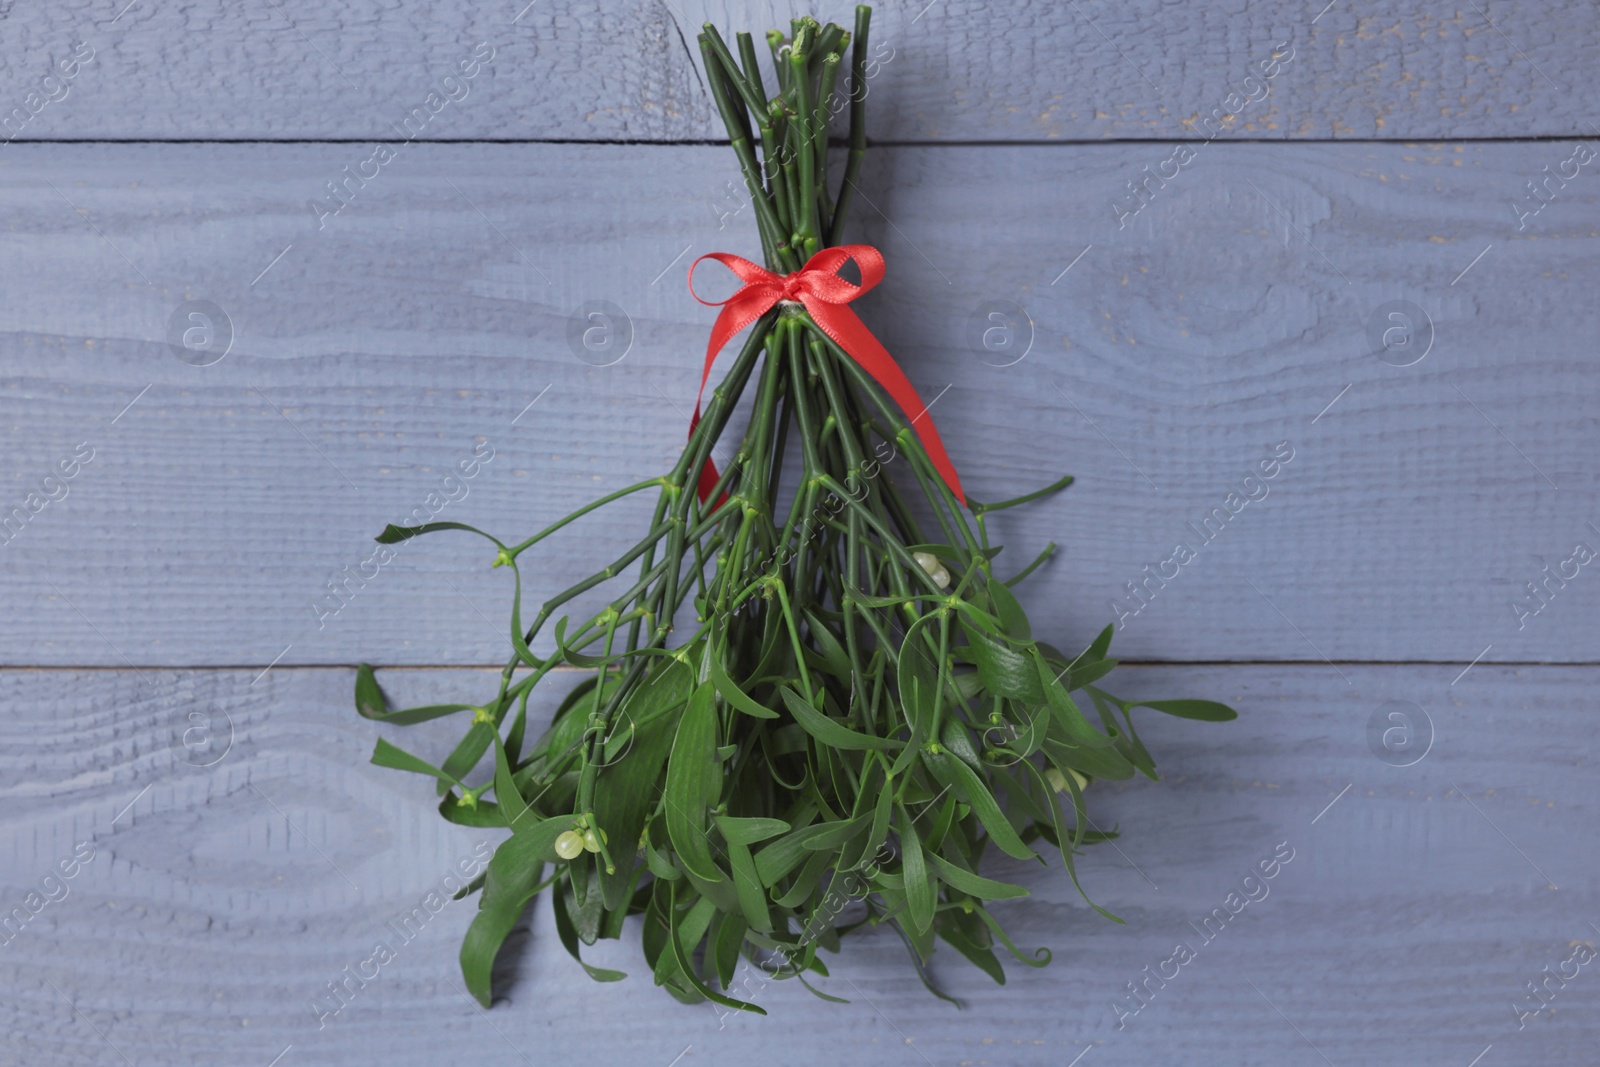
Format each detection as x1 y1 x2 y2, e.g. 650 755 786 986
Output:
685 244 965 508
791 245 886 306
687 252 781 308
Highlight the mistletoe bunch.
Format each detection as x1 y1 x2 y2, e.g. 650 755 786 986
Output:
356 6 1235 1012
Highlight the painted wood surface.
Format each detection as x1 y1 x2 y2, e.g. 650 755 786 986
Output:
5 3 1599 1060
2 664 1593 1066
3 141 1595 666
0 1 1595 143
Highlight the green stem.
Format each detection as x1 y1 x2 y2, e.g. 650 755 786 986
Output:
788 29 819 258
702 23 768 120
507 478 664 557
701 35 795 273
829 6 871 246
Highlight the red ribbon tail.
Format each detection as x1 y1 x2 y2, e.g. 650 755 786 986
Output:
689 411 729 509
686 254 786 508
695 454 726 509
806 302 967 507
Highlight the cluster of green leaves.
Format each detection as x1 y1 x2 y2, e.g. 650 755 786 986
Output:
355 6 1237 1012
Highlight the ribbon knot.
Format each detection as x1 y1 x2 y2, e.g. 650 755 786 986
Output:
685 244 965 507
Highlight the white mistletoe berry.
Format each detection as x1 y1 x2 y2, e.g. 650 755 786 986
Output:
554 830 586 860
912 551 951 589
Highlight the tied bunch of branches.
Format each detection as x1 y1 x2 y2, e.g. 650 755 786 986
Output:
355 5 1237 1013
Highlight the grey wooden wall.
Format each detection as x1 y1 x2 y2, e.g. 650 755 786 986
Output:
3 3 1597 1066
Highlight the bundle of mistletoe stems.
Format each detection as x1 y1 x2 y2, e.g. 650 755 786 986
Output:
355 6 1236 1012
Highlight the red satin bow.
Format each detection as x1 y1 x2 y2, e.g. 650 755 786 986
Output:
685 244 965 507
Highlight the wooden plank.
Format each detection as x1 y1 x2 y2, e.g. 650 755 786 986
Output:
0 1 1596 142
2 141 1596 665
1 664 1594 1065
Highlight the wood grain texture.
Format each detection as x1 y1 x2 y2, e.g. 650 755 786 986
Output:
3 141 1595 666
0 1 1595 142
6 3 1594 1064
1 664 1594 1066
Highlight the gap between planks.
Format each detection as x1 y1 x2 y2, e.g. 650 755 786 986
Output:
0 659 1591 673
4 134 1590 147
